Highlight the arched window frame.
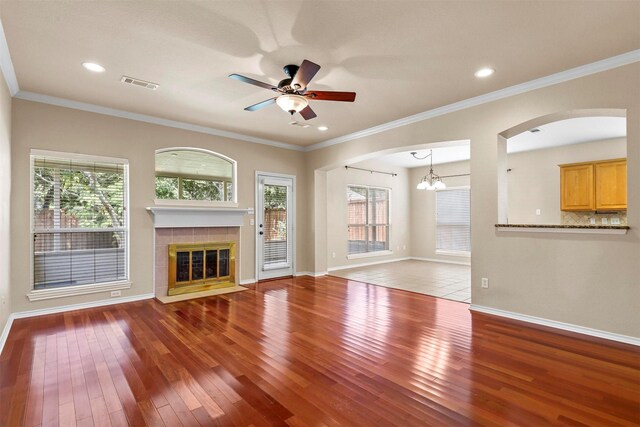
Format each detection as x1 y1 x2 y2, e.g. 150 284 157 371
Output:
154 147 238 207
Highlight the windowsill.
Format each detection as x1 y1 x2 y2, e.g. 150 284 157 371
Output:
435 250 471 257
154 199 239 208
347 250 393 260
27 280 132 302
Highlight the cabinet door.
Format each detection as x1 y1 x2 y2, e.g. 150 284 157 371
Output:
595 160 627 210
560 164 594 211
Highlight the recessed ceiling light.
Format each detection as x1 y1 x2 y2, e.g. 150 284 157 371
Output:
317 126 329 131
474 67 494 78
82 62 106 73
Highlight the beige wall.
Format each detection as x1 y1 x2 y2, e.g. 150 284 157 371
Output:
10 99 308 313
507 138 626 224
307 63 640 338
326 160 411 269
6 62 640 340
410 160 470 263
0 71 11 335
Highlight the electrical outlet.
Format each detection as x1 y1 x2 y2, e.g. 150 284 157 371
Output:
601 217 608 225
481 278 489 289
332 252 336 258
111 290 122 297
590 217 596 225
535 209 541 216
611 217 621 225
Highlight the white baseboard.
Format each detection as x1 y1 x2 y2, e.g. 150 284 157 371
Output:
0 314 15 356
410 257 471 266
239 278 256 285
294 271 327 277
328 257 411 272
470 304 639 346
0 293 155 356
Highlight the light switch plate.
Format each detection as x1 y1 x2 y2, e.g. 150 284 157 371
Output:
590 218 596 225
601 217 608 225
611 217 621 225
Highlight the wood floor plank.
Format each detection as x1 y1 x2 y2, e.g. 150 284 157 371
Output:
1 276 638 426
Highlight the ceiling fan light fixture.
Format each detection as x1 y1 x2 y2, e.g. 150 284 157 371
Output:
276 94 308 114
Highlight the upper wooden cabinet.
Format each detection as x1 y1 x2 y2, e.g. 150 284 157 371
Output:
560 163 594 211
560 158 626 212
595 159 627 210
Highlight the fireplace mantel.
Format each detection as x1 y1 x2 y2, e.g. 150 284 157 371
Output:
146 206 251 228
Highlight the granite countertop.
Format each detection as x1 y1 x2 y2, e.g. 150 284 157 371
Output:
495 223 630 230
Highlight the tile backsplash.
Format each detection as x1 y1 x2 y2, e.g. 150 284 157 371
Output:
562 211 628 226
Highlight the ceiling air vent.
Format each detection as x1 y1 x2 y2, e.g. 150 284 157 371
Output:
289 121 310 128
120 76 159 90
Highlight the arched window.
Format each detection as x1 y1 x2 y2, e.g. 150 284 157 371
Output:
155 148 237 203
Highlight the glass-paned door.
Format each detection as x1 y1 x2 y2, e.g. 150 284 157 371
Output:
257 174 294 280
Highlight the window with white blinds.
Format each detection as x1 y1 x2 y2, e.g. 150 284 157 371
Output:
32 152 129 290
436 187 471 254
347 186 390 255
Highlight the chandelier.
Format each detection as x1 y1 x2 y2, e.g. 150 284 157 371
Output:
413 150 446 190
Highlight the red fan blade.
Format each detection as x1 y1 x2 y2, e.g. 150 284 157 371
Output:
244 97 277 111
229 74 277 91
305 91 356 102
299 105 317 120
291 60 321 91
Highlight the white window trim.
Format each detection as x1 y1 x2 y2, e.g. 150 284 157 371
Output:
347 184 392 256
435 185 471 254
435 249 471 257
347 250 394 260
27 280 132 301
29 149 130 300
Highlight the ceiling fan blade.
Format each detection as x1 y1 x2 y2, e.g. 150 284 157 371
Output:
229 74 276 91
305 91 356 102
299 105 317 120
291 60 321 90
244 97 277 111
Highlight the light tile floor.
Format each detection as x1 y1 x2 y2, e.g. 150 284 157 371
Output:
329 259 471 303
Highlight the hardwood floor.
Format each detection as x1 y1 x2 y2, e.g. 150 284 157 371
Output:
1 276 638 426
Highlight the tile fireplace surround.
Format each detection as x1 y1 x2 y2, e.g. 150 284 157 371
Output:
146 207 250 298
155 227 239 297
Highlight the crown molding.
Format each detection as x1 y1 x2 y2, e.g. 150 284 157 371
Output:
0 19 19 96
14 91 306 152
305 49 640 152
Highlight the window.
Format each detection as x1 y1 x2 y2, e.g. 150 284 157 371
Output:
347 186 390 255
155 149 235 203
31 151 128 295
436 187 471 254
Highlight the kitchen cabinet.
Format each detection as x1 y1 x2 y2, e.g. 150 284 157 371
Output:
595 159 627 210
559 158 626 211
560 163 594 211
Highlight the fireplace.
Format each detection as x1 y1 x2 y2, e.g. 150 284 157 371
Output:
147 206 250 298
168 242 235 295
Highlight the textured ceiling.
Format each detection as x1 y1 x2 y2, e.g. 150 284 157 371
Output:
2 0 639 146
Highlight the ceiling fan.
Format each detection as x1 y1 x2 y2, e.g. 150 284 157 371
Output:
229 59 356 120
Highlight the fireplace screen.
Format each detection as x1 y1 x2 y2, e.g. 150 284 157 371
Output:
168 242 235 295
